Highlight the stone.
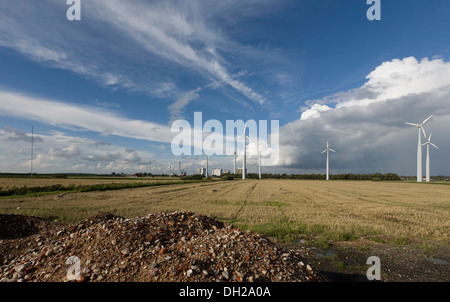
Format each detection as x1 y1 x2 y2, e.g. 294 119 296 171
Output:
0 210 326 283
222 270 229 279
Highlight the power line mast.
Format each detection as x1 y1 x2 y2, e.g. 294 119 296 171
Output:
30 125 34 178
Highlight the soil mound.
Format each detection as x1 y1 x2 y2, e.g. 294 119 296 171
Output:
0 211 327 282
0 214 54 239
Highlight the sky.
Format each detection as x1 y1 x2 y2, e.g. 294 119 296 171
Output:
0 0 449 176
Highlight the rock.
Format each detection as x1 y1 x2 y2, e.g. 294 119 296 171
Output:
222 270 229 279
148 268 159 277
15 262 31 273
0 211 327 283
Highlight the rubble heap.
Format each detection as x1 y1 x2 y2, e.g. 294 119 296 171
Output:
0 211 327 282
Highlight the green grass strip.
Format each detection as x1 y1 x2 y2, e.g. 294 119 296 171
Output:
0 180 205 198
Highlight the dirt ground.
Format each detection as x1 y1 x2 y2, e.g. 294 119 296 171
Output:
280 237 449 282
1 212 448 282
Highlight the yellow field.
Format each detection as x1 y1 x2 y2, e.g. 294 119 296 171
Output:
1 179 449 243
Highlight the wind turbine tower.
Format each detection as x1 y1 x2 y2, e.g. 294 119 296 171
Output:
241 127 250 180
206 154 209 178
258 152 262 179
233 143 237 174
30 125 34 178
405 115 433 182
321 141 336 181
422 133 438 183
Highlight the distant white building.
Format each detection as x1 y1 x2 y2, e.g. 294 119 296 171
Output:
235 168 247 175
212 168 223 177
199 168 207 176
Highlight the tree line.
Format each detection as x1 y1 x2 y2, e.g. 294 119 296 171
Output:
227 172 402 181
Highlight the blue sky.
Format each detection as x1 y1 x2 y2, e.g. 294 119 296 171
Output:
0 0 449 175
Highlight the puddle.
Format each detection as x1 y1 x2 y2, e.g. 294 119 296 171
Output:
423 257 449 265
315 249 336 259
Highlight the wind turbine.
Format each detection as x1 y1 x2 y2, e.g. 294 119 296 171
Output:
422 133 438 183
405 115 433 182
147 161 153 176
240 127 250 180
152 160 158 175
233 142 237 175
321 141 336 181
205 154 209 177
168 162 173 177
258 152 262 179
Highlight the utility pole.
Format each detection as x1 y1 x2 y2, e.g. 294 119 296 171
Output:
30 125 34 177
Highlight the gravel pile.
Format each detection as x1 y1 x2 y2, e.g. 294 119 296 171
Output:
0 211 327 282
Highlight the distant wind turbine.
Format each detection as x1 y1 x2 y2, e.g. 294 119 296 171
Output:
258 152 262 180
234 143 237 175
168 162 173 177
422 133 438 183
321 141 336 181
239 127 250 180
206 154 209 178
405 115 433 182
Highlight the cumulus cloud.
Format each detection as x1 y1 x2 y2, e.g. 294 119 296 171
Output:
82 153 122 162
283 57 450 175
300 104 332 120
49 145 80 159
0 127 156 174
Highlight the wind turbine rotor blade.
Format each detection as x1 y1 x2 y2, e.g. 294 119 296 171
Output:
421 126 427 138
321 150 327 154
422 115 433 125
329 149 336 152
405 122 419 126
431 143 438 149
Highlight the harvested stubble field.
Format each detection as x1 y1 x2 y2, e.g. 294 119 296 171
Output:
1 178 449 281
0 176 178 190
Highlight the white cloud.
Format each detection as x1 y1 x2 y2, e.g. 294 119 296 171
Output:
88 0 267 105
0 90 173 144
0 0 270 111
0 126 157 174
300 104 332 120
168 88 202 122
279 57 450 175
49 145 80 159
